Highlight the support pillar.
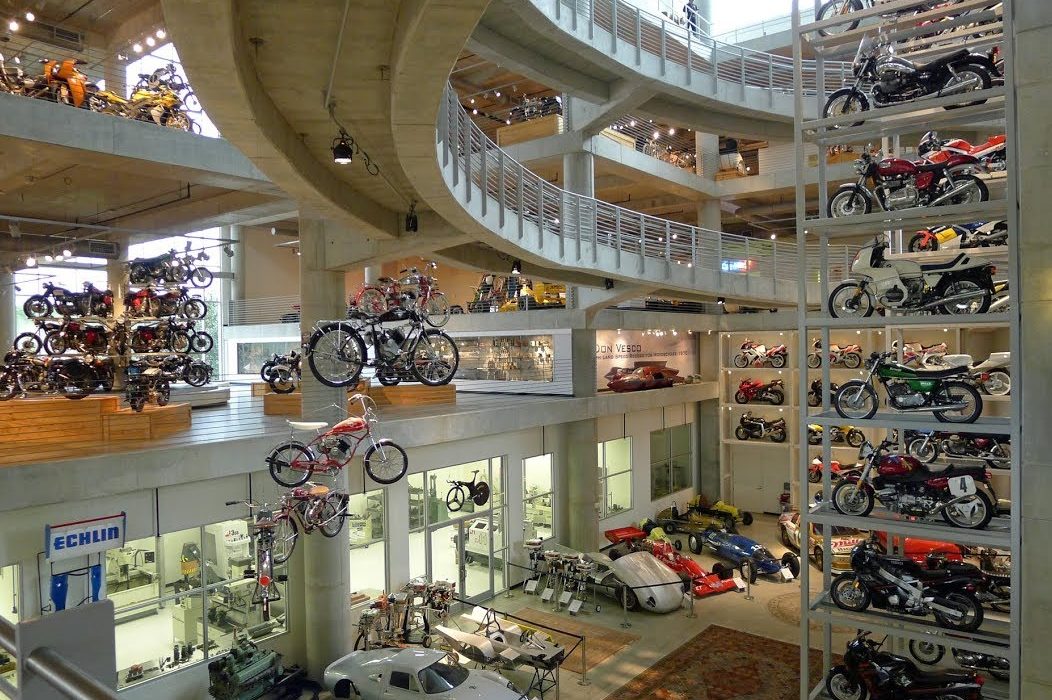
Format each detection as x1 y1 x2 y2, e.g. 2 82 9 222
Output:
697 200 722 232
0 268 15 352
553 419 600 553
106 235 130 319
228 225 246 303
363 266 380 284
1015 5 1052 696
298 217 352 678
562 150 595 198
570 328 597 398
695 132 722 231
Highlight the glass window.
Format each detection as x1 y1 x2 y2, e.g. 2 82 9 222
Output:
0 564 19 624
597 438 632 519
390 671 413 690
651 426 694 500
523 455 554 541
349 489 387 597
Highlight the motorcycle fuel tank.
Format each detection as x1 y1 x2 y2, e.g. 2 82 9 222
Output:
877 454 924 478
877 157 918 177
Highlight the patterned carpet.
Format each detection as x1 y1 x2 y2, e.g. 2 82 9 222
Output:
512 608 639 675
602 624 830 700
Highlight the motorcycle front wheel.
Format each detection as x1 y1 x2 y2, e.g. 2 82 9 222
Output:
182 299 208 320
269 367 297 394
934 592 984 631
828 187 873 218
410 330 459 386
170 331 192 354
734 426 750 441
832 480 875 517
829 282 874 319
306 323 366 388
816 0 864 37
846 428 865 448
907 437 939 463
732 353 749 368
933 380 983 423
23 296 52 319
807 353 821 369
908 233 939 252
13 332 42 354
185 364 210 387
822 88 870 127
364 439 409 485
830 574 871 612
986 441 1011 469
190 267 213 288
834 381 878 420
942 490 994 530
908 639 946 665
734 390 749 404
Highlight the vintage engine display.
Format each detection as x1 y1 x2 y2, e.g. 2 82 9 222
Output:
207 634 283 700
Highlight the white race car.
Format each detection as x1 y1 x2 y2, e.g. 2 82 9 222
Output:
324 647 524 699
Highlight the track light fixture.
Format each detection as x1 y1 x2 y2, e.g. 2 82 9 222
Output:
511 260 522 276
132 43 143 53
604 278 614 290
62 248 72 258
44 253 53 263
717 296 726 305
405 201 418 233
24 11 33 22
24 255 36 268
8 19 18 31
327 102 378 174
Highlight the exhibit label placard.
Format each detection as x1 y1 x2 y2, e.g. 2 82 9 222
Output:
45 513 126 561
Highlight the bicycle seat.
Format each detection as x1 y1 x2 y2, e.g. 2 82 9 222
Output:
288 420 328 431
291 484 330 499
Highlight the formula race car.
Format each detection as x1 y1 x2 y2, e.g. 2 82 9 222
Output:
688 495 754 528
777 511 867 573
324 648 523 699
604 527 739 598
694 528 800 584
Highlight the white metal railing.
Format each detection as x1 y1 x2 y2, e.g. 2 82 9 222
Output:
545 0 852 95
438 85 856 299
226 295 301 325
711 9 814 45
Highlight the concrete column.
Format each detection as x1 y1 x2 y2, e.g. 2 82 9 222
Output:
552 419 600 552
103 53 127 99
697 199 722 231
0 269 15 351
106 235 130 318
1015 5 1052 696
570 328 597 398
695 131 719 180
298 216 352 678
562 150 595 198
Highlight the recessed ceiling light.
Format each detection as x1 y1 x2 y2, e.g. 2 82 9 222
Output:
8 19 19 31
146 36 156 47
133 43 143 53
156 29 166 39
24 11 34 22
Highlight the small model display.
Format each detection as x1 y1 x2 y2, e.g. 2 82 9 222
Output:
807 424 865 447
734 377 785 405
734 410 787 443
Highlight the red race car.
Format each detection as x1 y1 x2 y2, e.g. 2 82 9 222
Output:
874 531 963 564
603 527 738 598
605 365 685 393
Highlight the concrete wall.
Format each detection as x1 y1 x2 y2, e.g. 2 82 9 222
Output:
241 227 300 299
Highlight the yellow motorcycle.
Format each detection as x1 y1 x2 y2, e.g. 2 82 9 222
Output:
95 64 198 132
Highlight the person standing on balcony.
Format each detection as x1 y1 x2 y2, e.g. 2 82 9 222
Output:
684 0 699 36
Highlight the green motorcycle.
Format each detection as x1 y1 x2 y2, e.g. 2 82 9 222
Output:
834 351 982 423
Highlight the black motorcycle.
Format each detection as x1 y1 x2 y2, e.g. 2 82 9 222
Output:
807 378 839 408
129 249 180 285
826 632 984 700
0 351 98 400
824 34 999 123
263 350 300 394
907 430 1010 469
734 411 786 443
124 362 171 412
305 308 459 388
147 354 212 387
909 638 1010 681
23 281 113 319
831 541 984 631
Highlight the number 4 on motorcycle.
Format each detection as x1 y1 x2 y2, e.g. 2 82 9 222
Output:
950 475 976 498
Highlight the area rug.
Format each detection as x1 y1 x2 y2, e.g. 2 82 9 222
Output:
767 592 853 635
602 624 830 700
511 608 639 675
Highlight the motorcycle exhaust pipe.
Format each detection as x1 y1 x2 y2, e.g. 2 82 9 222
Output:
916 289 987 311
931 75 983 99
929 180 983 207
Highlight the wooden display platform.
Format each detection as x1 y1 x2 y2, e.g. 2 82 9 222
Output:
251 382 276 397
103 404 192 441
262 382 455 416
0 395 120 445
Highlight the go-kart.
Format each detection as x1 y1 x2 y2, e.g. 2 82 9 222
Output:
694 527 800 584
604 527 739 598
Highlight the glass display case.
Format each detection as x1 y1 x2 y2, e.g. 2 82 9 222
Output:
455 334 554 382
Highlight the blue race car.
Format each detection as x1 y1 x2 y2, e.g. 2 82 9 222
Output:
690 527 800 584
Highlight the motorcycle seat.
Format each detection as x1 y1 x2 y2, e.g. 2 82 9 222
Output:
134 253 172 265
916 161 946 173
888 362 964 378
912 669 977 685
913 49 972 73
919 253 968 272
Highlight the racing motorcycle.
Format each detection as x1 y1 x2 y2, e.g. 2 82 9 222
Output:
831 437 999 529
733 378 785 405
827 147 987 219
831 541 985 630
828 237 997 317
834 350 983 423
960 351 1010 396
823 34 999 122
919 129 1007 173
826 632 985 700
894 340 948 368
23 281 113 319
808 424 866 448
732 339 788 368
909 638 1009 681
807 338 862 369
807 379 839 408
808 455 859 484
734 411 787 443
906 431 1010 469
908 220 1008 252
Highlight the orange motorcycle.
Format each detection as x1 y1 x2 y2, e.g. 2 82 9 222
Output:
38 58 103 110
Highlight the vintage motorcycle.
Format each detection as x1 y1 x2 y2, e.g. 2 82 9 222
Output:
127 320 192 354
834 350 983 423
959 350 1010 395
807 379 839 408
128 249 210 286
908 220 1008 252
909 638 1009 681
832 438 998 529
826 632 985 700
263 351 301 394
24 281 113 319
305 308 459 388
828 237 997 317
828 147 987 218
823 34 999 122
353 260 450 327
808 455 859 484
831 541 985 630
807 338 862 369
808 424 866 448
919 129 1007 172
125 286 207 320
147 354 213 387
906 431 1010 469
732 339 788 368
895 340 948 368
12 318 64 355
734 411 787 443
733 378 785 405
43 319 112 355
0 351 99 400
124 362 171 412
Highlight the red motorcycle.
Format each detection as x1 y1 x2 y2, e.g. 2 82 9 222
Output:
828 148 987 218
733 378 784 405
125 287 207 319
732 339 788 368
808 455 859 484
919 129 1006 172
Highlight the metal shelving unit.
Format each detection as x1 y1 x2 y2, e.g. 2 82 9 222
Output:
792 1 1019 698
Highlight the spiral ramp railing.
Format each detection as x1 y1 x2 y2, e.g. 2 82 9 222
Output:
436 85 854 306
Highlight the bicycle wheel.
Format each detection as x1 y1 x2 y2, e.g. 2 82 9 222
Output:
422 293 451 327
267 441 315 487
364 439 408 485
446 486 465 512
306 323 366 388
318 495 346 538
410 330 459 386
471 481 491 507
272 517 299 565
356 287 388 316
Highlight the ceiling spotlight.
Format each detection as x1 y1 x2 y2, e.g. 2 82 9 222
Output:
717 296 726 305
156 29 166 39
668 128 675 135
652 130 660 139
223 245 234 257
24 11 34 21
505 119 511 125
62 248 72 258
331 132 354 164
25 255 36 267
472 108 478 115
132 43 143 53
495 91 501 97
470 98 475 104
44 254 53 263
146 36 156 47
511 260 522 276
117 53 128 61
770 233 777 240
629 120 636 127
8 19 18 31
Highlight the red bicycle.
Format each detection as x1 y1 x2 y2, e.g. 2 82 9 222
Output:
352 260 450 327
265 394 408 487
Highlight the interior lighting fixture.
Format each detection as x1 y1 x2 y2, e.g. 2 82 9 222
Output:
8 223 21 238
510 260 522 275
332 131 354 164
652 130 660 139
717 296 725 305
505 119 511 125
405 202 418 232
117 52 128 61
470 98 475 104
62 248 72 258
132 43 143 53
668 128 675 135
24 255 35 267
629 120 636 127
223 246 234 257
8 19 18 31
145 36 156 47
472 108 478 115
24 11 33 21
156 29 166 39
495 91 501 97
43 253 53 263
770 233 777 240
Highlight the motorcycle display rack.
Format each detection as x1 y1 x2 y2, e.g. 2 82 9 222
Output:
792 1 1019 698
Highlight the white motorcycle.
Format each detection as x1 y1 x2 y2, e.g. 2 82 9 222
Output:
828 238 996 318
892 340 949 368
939 351 1010 396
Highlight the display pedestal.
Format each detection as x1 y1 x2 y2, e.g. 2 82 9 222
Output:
250 382 273 396
103 404 191 440
262 381 454 415
0 395 120 446
262 381 369 417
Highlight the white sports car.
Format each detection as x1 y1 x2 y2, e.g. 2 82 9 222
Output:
324 647 524 699
592 549 686 613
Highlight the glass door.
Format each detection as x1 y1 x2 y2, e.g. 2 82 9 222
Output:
428 516 495 604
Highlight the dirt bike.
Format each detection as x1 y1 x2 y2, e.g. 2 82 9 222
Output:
807 379 839 408
832 438 998 529
906 431 1010 469
807 424 865 448
353 260 450 327
734 378 785 405
807 338 862 369
732 339 788 368
828 237 996 318
908 220 1007 253
734 411 787 443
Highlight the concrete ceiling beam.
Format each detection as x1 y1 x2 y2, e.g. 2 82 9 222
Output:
566 81 658 137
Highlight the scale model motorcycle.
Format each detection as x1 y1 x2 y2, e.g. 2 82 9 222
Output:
908 220 1007 252
906 431 1010 469
919 129 1007 172
807 424 865 448
828 237 997 317
734 411 787 443
834 350 983 423
823 33 999 123
733 378 784 405
732 339 788 368
827 146 987 219
807 338 862 368
832 438 999 529
826 632 985 700
808 455 859 484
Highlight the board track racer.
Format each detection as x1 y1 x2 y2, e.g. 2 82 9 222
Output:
696 527 801 584
604 527 739 598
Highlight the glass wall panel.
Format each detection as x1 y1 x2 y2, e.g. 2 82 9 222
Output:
598 438 633 518
523 455 554 541
349 489 386 597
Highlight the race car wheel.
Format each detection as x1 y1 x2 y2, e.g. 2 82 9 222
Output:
783 552 801 578
740 561 758 584
711 562 725 578
741 511 754 526
664 521 676 534
673 539 682 551
688 534 702 555
618 585 639 611
779 526 791 548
